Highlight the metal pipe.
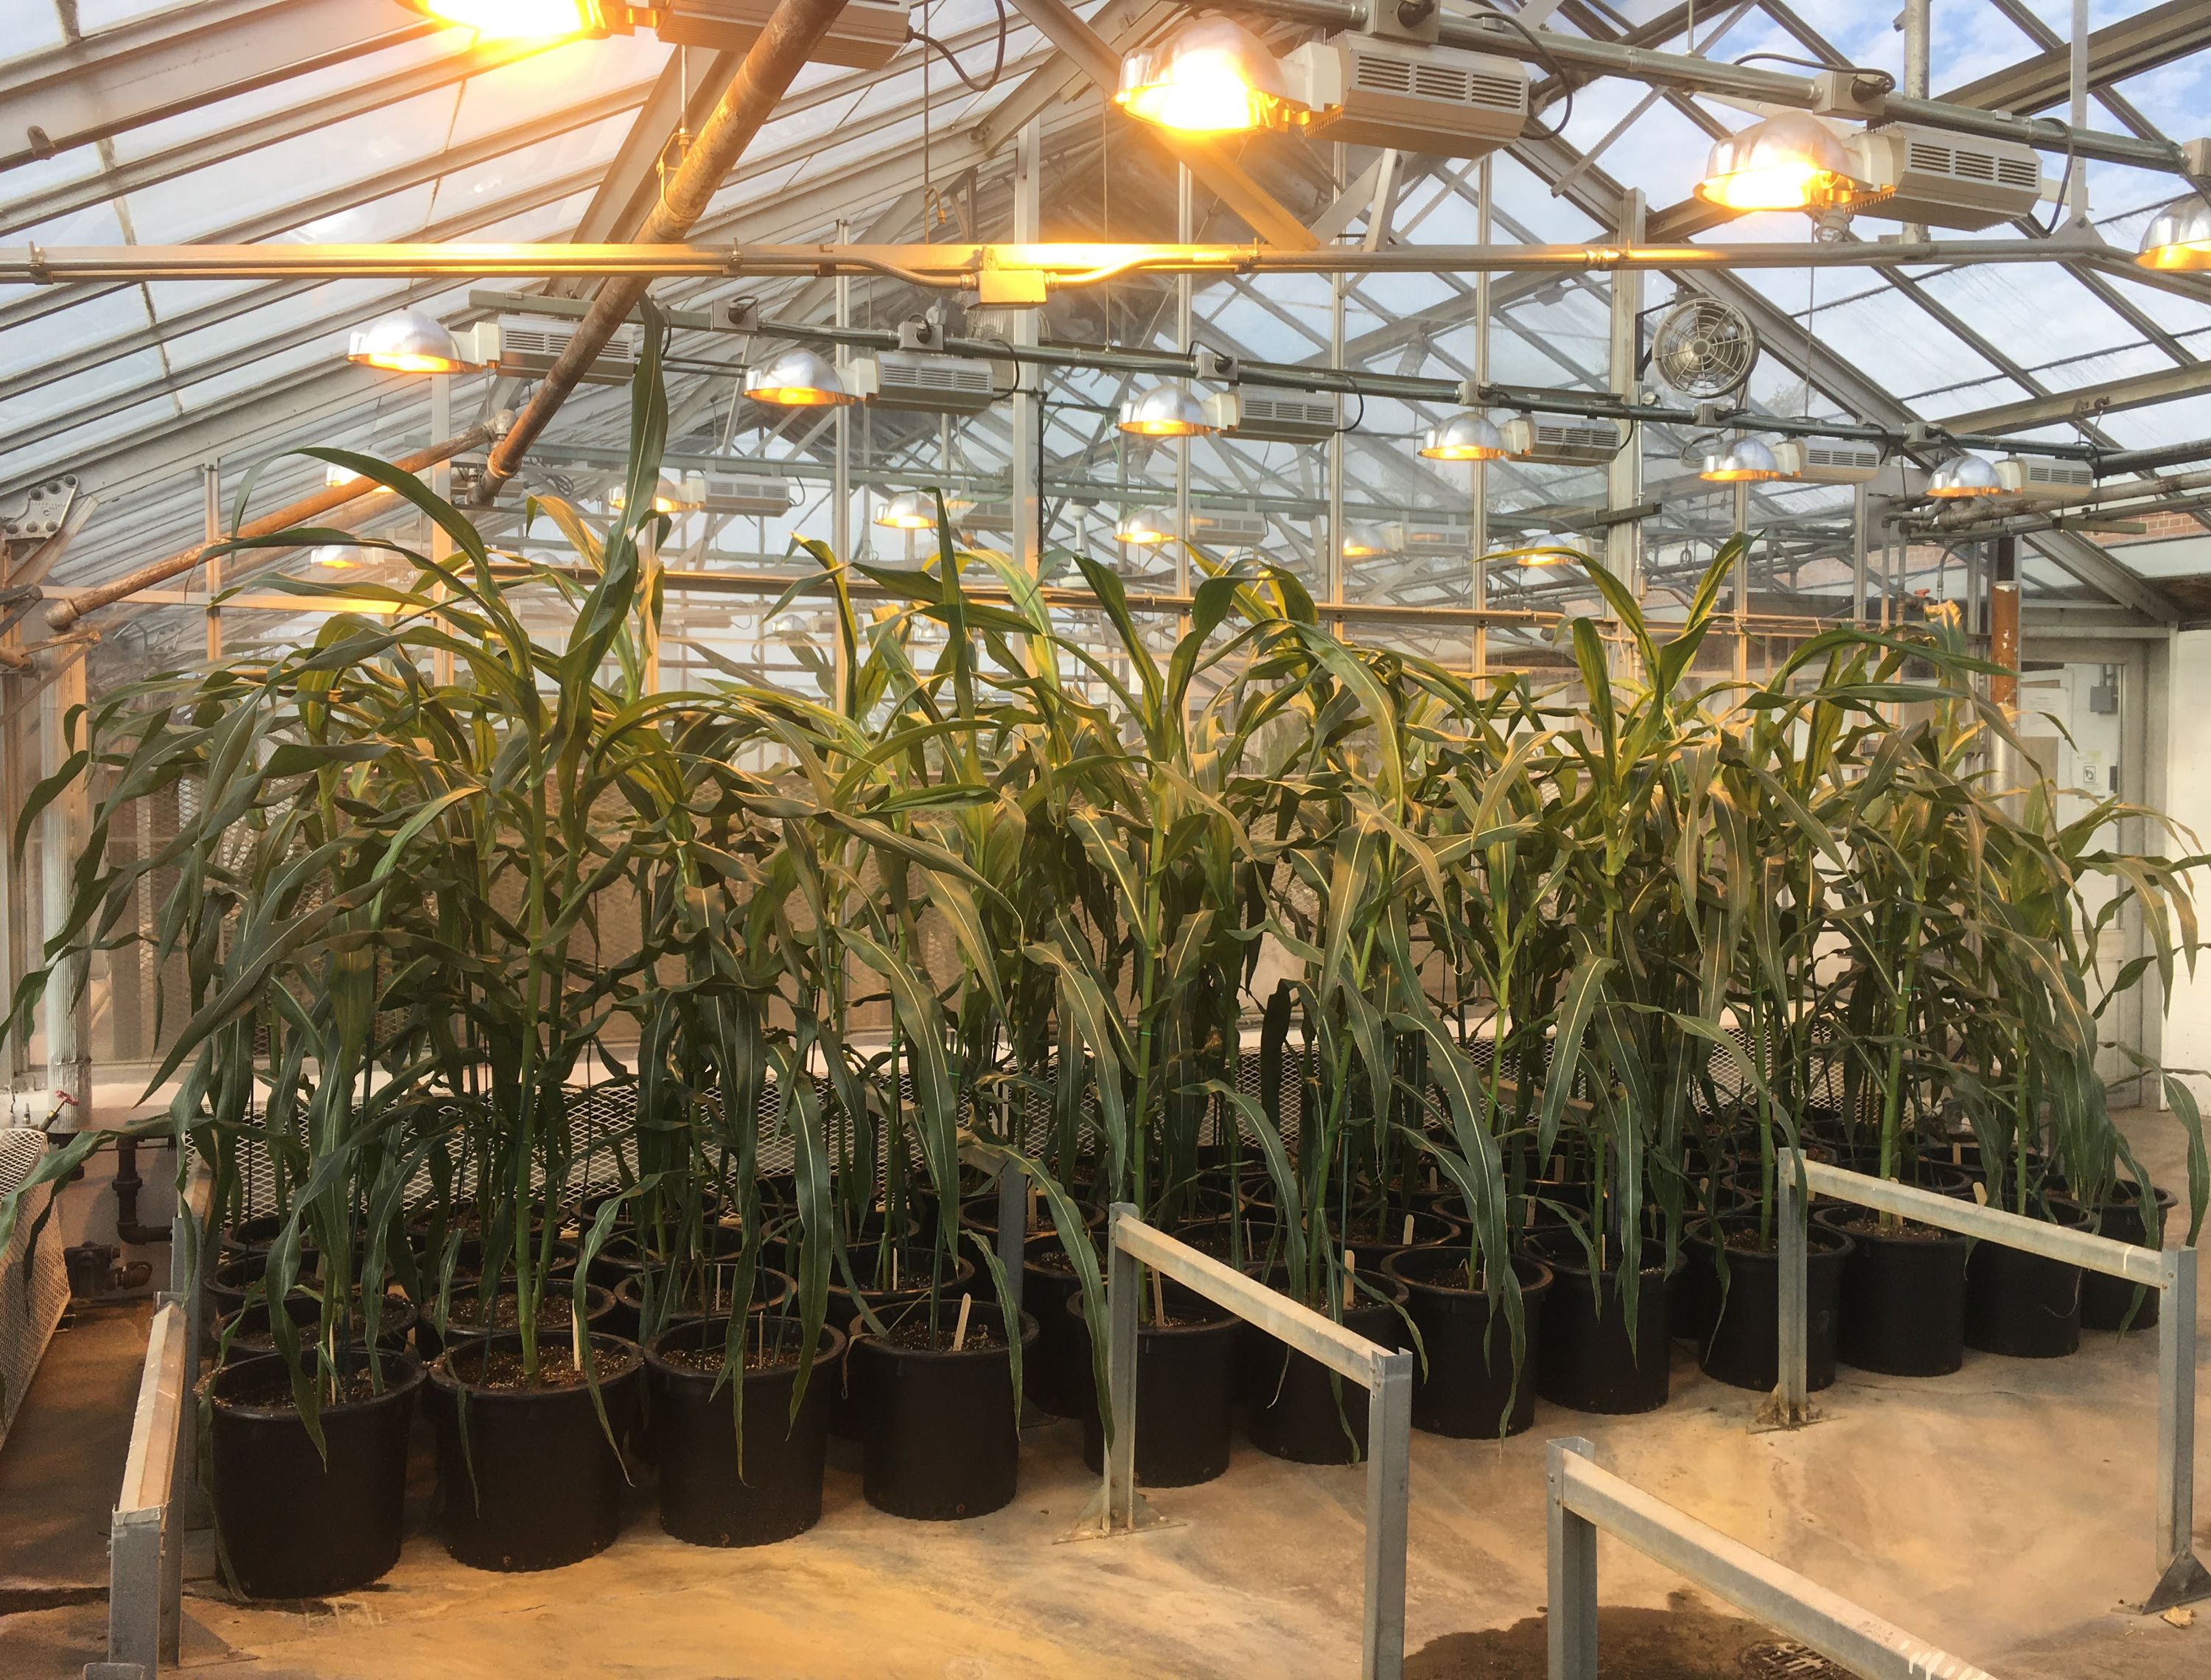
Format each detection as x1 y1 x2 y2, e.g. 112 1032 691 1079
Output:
46 423 492 630
0 231 2135 286
473 0 856 504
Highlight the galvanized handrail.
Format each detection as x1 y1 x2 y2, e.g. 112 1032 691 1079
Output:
1091 1203 1414 1680
1774 1149 2208 1613
1547 1438 1999 1679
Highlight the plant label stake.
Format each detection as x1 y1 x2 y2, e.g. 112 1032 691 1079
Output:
952 1292 972 1351
1150 1265 1165 1325
1402 1214 1414 1247
1344 1250 1358 1312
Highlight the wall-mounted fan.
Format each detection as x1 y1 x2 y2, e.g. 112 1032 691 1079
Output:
1649 298 1761 399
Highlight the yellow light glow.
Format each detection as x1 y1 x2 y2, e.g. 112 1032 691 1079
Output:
2141 239 2211 271
1699 463 1783 483
1120 68 1282 136
354 349 466 374
1512 542 1583 567
1120 416 1207 437
408 0 601 40
746 385 845 407
1419 440 1507 462
1696 161 1851 213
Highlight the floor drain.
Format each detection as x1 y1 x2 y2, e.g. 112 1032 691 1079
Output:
1740 1643 1851 1679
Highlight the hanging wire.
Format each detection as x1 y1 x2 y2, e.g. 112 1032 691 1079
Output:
910 0 1009 96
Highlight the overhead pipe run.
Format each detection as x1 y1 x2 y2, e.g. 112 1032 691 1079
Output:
45 423 494 631
0 229 2133 287
472 0 857 506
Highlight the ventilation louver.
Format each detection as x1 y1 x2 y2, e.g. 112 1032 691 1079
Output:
1997 456 2098 501
467 321 640 385
1185 509 1269 545
1844 124 2046 230
849 351 999 416
1205 390 1339 443
1501 416 1625 466
1284 35 1529 158
691 473 794 517
1770 440 1884 484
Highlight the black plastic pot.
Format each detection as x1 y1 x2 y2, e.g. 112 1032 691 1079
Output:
609 1263 795 1344
1021 1234 1099 1418
419 1278 618 1361
1964 1200 2089 1359
1818 1205 1969 1376
587 1220 745 1289
645 1319 842 1547
1246 1281 1411 1464
207 1249 323 1320
1074 1293 1239 1485
828 1249 978 1438
1384 1248 1551 1440
848 1300 1038 1520
218 1214 287 1259
2080 1184 2174 1331
1692 1218 1851 1392
209 1350 424 1599
1530 1237 1675 1415
426 1332 643 1571
216 1292 416 1365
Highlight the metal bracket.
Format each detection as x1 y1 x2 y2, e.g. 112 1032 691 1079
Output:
1 476 78 542
2143 1550 2211 1615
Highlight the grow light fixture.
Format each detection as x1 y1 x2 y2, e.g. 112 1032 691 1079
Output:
1514 533 1586 567
1281 34 1529 158
1997 456 2098 501
1419 412 1510 461
2138 195 2211 272
346 309 469 374
1698 436 1786 483
874 491 938 531
402 0 607 40
1926 453 2005 498
609 477 696 514
1695 111 1860 212
743 347 850 407
1115 19 1307 136
1117 385 1214 438
1115 509 1176 545
1339 522 1389 560
310 545 362 570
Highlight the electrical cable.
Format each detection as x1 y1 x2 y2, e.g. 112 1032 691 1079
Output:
909 0 1008 97
1476 13 1574 142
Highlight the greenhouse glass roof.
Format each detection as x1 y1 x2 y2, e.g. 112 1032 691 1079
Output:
4 0 2211 685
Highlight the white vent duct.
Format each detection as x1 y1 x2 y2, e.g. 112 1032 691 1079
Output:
1285 35 1529 157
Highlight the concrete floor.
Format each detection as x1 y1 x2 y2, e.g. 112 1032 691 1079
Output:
3 1112 2208 1678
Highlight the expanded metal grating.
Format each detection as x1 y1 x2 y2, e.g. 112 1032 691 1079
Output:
1739 1641 1852 1678
0 1129 69 1449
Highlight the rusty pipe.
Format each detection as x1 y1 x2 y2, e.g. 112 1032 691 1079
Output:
46 423 494 631
475 0 855 504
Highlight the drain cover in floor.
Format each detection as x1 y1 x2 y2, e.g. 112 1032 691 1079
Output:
1739 1643 1850 1679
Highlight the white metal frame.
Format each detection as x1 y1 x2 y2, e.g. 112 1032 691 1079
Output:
1546 1437 1999 1679
1773 1149 2209 1613
84 1161 209 1680
1086 1203 1414 1680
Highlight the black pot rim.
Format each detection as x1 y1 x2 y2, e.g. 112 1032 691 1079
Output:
430 1330 643 1397
611 1263 797 1314
643 1317 846 1384
1812 1204 1969 1245
1054 1291 1239 1337
1526 1235 1680 1280
1383 1245 1554 1299
1691 1216 1854 1259
845 1301 1040 1362
210 1348 425 1413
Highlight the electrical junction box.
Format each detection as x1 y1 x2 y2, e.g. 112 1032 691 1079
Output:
1997 456 2098 501
848 351 998 415
465 321 640 385
1283 35 1529 158
1771 439 1884 484
1844 124 2046 230
689 472 794 517
1204 389 1339 444
646 0 911 69
1502 415 1624 466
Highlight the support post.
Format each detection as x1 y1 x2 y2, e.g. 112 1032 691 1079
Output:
1605 189 1644 607
995 1159 1027 1321
200 463 220 663
1547 1436 1599 1680
1327 141 1346 621
1471 154 1491 678
1772 1148 1809 1426
1105 1201 1139 1530
1363 1351 1413 1680
1010 120 1043 578
40 644 89 1127
2148 1244 2211 1611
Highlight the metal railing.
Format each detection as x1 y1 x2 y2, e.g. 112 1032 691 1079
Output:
85 1162 209 1680
1083 1204 1414 1680
1546 1438 1998 1679
1775 1150 2209 1613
